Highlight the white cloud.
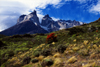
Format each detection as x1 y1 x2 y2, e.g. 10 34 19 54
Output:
4 0 62 9
0 0 63 31
65 0 100 14
53 2 66 8
0 0 29 31
89 0 100 14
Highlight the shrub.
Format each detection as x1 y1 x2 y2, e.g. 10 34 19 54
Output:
57 44 67 53
41 49 51 56
96 30 98 32
67 56 77 63
22 57 31 64
3 50 14 59
22 34 32 37
31 58 38 63
41 59 53 67
0 50 14 66
33 51 40 57
11 34 22 38
0 34 6 38
90 53 100 59
64 50 74 54
0 40 6 48
7 50 14 57
88 26 98 32
36 33 45 36
46 33 57 43
38 55 44 61
72 47 80 51
82 62 96 67
33 48 42 57
54 58 62 66
78 49 89 56
0 58 8 66
53 53 61 58
68 27 84 35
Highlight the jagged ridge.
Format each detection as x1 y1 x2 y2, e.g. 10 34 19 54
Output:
0 10 85 36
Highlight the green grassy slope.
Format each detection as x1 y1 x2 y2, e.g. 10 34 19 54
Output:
0 18 100 67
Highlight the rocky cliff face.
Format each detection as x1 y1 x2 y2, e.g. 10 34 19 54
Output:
17 10 40 25
41 14 53 26
17 15 26 24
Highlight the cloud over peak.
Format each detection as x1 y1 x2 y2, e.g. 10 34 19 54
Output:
89 0 100 14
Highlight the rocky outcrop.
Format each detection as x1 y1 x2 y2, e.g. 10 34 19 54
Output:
17 10 40 25
41 14 53 26
17 15 26 24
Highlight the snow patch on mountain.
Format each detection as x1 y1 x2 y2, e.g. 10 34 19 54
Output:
79 21 84 25
40 25 49 32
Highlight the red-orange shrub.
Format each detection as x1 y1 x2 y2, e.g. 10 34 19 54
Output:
46 33 57 43
96 30 98 32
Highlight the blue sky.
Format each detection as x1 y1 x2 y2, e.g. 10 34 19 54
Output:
0 0 100 31
41 0 100 23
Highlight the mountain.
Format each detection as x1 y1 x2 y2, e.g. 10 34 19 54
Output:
0 10 85 36
17 10 40 25
40 14 59 32
40 15 85 32
0 10 48 36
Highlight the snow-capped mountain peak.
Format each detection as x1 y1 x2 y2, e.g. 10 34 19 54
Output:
0 10 85 36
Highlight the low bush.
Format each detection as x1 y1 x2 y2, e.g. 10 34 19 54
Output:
46 33 57 43
41 49 51 56
57 44 67 53
0 58 8 66
0 40 6 47
22 34 33 37
88 26 98 32
78 49 89 56
11 34 22 38
22 57 31 64
41 59 53 67
33 51 40 57
67 56 77 63
68 27 84 35
7 50 14 57
31 58 38 63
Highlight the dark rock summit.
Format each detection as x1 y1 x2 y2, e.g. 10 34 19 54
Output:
17 10 40 25
30 10 36 15
41 14 53 26
17 15 26 24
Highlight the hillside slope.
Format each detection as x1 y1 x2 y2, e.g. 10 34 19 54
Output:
0 18 100 67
